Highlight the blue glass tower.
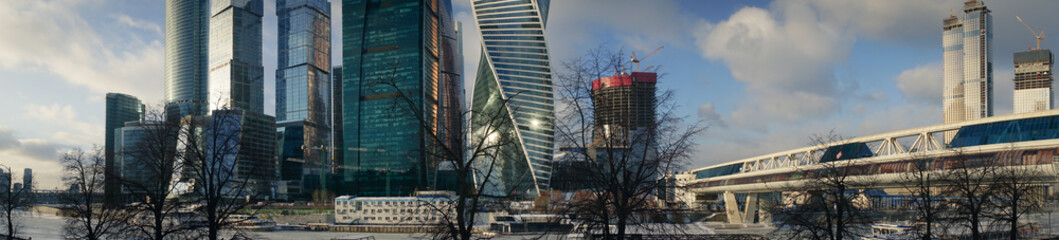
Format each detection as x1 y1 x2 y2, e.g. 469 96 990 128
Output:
209 0 265 113
105 93 144 203
164 0 210 119
275 0 332 199
470 0 554 196
341 0 461 196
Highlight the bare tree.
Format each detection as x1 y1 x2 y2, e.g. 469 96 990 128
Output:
0 165 29 240
899 156 948 240
180 106 274 240
769 132 878 240
990 149 1049 240
112 105 200 240
60 147 133 240
938 150 998 240
553 45 705 239
370 59 529 240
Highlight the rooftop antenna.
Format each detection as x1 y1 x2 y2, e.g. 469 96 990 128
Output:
1016 15 1046 50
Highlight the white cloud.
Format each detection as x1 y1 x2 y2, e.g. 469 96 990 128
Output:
894 63 943 104
546 0 695 66
695 5 852 127
697 103 726 128
797 0 960 46
25 103 103 146
0 128 63 160
0 0 164 103
113 13 162 34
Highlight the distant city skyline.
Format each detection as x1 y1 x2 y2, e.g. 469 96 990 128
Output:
3 0 1059 190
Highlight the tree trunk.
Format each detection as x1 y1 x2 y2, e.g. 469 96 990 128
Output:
6 206 13 240
1010 194 1019 240
154 211 164 240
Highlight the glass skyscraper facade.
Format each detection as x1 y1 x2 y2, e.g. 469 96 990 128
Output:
104 93 144 203
113 121 161 197
341 0 460 196
470 0 554 196
961 0 993 120
209 0 265 113
206 110 277 197
164 0 210 118
942 0 992 143
275 0 332 199
331 65 343 175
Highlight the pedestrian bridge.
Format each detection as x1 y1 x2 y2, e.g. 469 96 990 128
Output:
671 110 1059 223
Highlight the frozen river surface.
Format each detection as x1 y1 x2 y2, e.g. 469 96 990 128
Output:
10 210 541 240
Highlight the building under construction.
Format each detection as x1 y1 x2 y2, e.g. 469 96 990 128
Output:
591 71 657 146
1013 49 1054 113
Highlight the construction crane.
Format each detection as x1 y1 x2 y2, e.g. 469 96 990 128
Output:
1016 15 1046 50
631 46 663 72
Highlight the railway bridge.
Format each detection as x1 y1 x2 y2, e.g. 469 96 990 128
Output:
668 110 1059 224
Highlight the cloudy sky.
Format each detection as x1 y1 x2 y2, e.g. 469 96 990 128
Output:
2 0 1058 189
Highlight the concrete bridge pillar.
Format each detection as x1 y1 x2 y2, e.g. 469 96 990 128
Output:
724 191 763 224
742 193 758 224
723 191 742 224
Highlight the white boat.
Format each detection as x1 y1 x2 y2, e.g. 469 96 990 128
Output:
862 222 917 240
229 214 277 231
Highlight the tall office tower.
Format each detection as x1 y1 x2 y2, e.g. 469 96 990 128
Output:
962 0 993 120
942 12 965 142
330 65 343 181
165 0 210 119
209 0 264 113
275 0 331 199
104 93 144 203
591 72 657 144
470 0 554 197
113 121 161 199
1013 49 1054 113
0 168 9 195
342 0 460 196
207 110 277 196
22 168 31 192
942 0 993 143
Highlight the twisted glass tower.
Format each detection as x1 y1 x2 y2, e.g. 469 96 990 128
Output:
471 0 554 196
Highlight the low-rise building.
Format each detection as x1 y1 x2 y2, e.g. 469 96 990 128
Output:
334 191 456 225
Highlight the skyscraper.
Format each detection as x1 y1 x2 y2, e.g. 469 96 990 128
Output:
592 72 657 144
22 168 31 192
113 120 161 198
341 0 460 196
209 0 264 113
104 93 144 203
961 0 993 120
0 168 9 195
1013 49 1054 114
942 13 965 130
470 0 554 196
203 0 275 197
275 0 331 199
942 0 993 142
331 65 343 176
165 0 210 119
